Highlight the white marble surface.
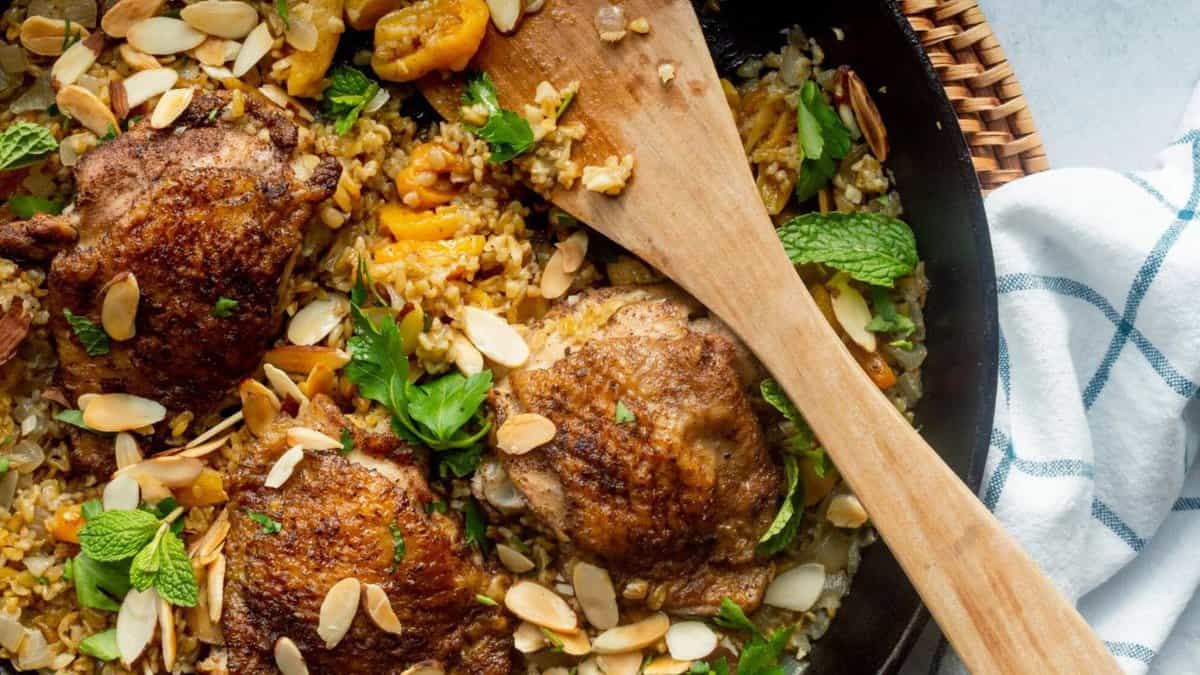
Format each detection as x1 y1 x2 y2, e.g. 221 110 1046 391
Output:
901 1 1200 672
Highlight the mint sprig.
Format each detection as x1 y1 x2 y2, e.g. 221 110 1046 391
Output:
0 122 58 171
776 211 917 287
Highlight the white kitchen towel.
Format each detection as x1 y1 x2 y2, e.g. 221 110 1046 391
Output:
936 85 1200 674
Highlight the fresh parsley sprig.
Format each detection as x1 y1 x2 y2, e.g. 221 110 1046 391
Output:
461 72 534 163
7 195 62 219
75 504 198 607
323 65 380 136
693 597 795 675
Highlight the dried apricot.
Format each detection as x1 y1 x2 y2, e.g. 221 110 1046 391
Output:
371 0 489 83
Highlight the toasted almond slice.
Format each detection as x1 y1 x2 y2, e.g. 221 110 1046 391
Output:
120 68 179 108
78 392 99 410
665 621 716 661
591 613 669 654
286 426 341 451
264 363 309 406
558 231 589 273
119 44 160 70
513 621 545 653
127 17 207 55
288 296 346 346
496 413 556 455
539 247 574 300
232 22 271 77
150 87 193 128
102 472 141 511
643 657 692 675
114 432 143 469
764 562 825 612
400 664 444 675
504 581 577 634
158 596 177 671
572 561 618 630
827 493 868 528
123 456 205 488
207 553 226 622
449 333 483 376
577 659 602 675
318 578 361 649
258 83 290 109
264 445 304 488
240 379 280 437
847 69 889 162
462 307 529 368
187 410 243 448
362 583 403 635
180 0 259 39
178 433 230 458
201 64 236 81
265 345 351 373
52 33 104 87
299 362 335 399
285 15 318 51
83 393 165 431
829 274 876 352
274 636 309 675
56 84 119 137
135 473 173 503
496 543 535 574
101 272 139 341
596 652 643 675
101 0 165 37
553 628 591 656
192 37 233 66
188 508 230 559
20 16 88 56
486 0 522 33
117 587 158 666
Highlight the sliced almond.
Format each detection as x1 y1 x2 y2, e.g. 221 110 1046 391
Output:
56 84 119 136
264 363 309 406
192 37 234 66
486 0 522 33
101 0 165 38
558 231 589 273
496 543 535 574
207 553 226 622
231 22 271 77
150 87 194 128
572 561 618 630
764 562 825 612
103 472 141 511
496 413 556 455
299 362 335 399
187 410 243 448
286 426 341 451
665 621 716 661
201 64 236 81
180 0 259 39
116 587 158 666
189 590 224 644
643 657 692 675
591 613 669 654
127 17 207 55
400 664 444 675
449 333 483 376
513 621 545 653
101 272 139 341
826 493 868 528
318 577 361 649
462 306 529 368
284 15 318 52
274 636 308 675
596 652 643 675
503 581 577 634
135 473 173 503
78 392 99 410
553 628 591 656
539 247 574 300
577 659 602 675
288 296 346 346
188 508 230 560
847 69 889 162
119 43 160 70
240 379 280 437
119 68 179 108
158 596 177 671
52 33 104 87
123 456 205 488
265 345 351 373
362 583 403 635
20 16 88 56
264 445 304 488
829 274 876 352
114 432 143 469
178 433 231 459
83 393 165 431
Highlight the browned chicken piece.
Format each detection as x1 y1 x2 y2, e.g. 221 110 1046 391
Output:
488 286 781 615
1 91 340 475
223 396 514 674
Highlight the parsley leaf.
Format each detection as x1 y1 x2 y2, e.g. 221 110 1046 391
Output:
275 0 290 28
462 72 535 163
615 400 636 425
78 509 160 562
865 286 916 337
736 625 795 675
0 122 58 171
760 378 828 476
714 597 760 635
438 443 483 478
7 195 62 219
388 521 405 567
247 510 282 534
463 498 489 552
756 454 804 557
78 628 120 661
339 428 354 455
776 211 918 287
97 123 118 144
795 80 851 202
407 371 493 447
63 309 110 356
323 65 379 136
212 297 238 318
129 527 197 606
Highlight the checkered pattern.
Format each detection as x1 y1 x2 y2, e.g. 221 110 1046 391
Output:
936 91 1200 674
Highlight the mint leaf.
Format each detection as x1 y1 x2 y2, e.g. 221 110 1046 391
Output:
615 400 636 425
795 80 850 202
865 286 916 337
756 454 804 557
79 628 120 661
323 65 379 136
63 309 110 356
0 122 58 171
69 553 131 612
78 509 159 562
81 499 103 521
130 529 197 606
462 72 534 163
713 597 760 636
776 211 918 287
247 510 282 534
212 296 238 318
7 195 62 219
55 409 98 432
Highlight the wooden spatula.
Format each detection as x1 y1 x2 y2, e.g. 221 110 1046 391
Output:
421 2 1120 672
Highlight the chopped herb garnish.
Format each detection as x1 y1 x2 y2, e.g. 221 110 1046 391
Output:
0 457 8 479
713 597 759 634
274 0 290 28
438 443 483 478
339 428 354 455
61 18 81 51
323 65 380 136
795 80 851 202
761 378 830 478
756 454 804 557
475 593 498 606
388 521 405 568
97 123 118 144
212 296 238 318
0 121 59 171
615 400 636 425
205 107 220 123
866 286 916 336
555 89 576 120
541 627 565 652
7 195 62 219
246 510 282 534
55 409 98 432
426 501 447 515
776 211 918 287
63 309 110 356
461 72 535 163
463 498 489 552
704 597 793 675
889 339 914 350
78 628 120 661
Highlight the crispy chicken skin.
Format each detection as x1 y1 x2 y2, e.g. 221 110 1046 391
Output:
489 286 781 615
6 91 340 475
223 396 513 675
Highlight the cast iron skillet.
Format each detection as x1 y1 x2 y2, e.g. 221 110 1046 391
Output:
0 0 995 672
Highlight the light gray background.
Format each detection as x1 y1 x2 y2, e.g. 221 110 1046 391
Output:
901 1 1200 672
